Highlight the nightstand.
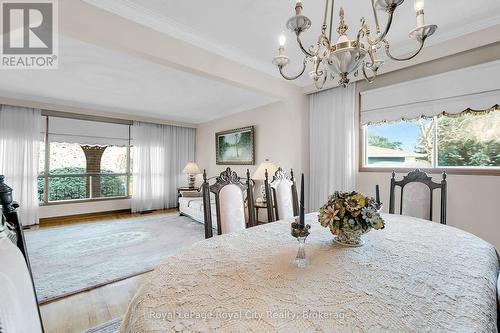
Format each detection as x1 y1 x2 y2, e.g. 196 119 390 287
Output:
254 201 274 225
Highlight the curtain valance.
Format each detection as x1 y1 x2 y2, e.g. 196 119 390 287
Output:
47 117 130 146
360 60 500 125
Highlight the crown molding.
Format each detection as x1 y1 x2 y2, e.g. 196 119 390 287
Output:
82 0 500 90
82 0 286 82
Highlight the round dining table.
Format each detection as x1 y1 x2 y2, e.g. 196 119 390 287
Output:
119 213 499 333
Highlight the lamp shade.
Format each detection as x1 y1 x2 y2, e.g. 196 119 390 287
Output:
183 162 201 174
252 159 279 180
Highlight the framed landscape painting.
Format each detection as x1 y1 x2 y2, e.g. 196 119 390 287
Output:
216 126 255 165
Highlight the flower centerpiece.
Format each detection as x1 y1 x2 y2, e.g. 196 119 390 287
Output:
318 191 384 247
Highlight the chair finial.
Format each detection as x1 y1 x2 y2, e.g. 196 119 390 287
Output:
203 169 207 181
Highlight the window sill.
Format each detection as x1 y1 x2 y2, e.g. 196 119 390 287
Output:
359 167 500 176
39 196 131 206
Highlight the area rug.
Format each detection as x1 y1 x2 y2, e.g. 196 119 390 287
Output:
25 214 205 303
82 318 122 333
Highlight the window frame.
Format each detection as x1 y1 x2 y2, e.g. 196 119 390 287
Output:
358 110 500 176
38 115 133 206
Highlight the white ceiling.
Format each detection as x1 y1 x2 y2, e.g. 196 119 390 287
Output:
0 37 277 124
85 0 500 86
4 0 499 124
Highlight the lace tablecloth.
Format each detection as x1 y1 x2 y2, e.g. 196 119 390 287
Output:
120 213 499 333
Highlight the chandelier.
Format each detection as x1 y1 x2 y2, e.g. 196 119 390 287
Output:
272 0 437 89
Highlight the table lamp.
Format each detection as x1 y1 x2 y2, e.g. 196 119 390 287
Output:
252 159 279 180
252 159 279 202
183 162 201 188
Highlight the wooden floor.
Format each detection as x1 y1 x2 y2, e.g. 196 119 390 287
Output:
37 209 178 333
40 272 150 333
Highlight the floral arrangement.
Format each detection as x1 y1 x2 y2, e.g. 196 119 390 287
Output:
318 191 385 236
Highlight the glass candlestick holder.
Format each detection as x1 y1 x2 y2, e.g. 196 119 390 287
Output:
291 221 311 268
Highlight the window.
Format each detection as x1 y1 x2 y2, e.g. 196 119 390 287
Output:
38 116 132 204
362 110 500 171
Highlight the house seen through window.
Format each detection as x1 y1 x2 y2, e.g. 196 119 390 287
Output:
363 110 500 170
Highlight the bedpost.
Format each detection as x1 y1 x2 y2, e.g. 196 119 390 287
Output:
201 170 213 239
264 169 274 222
246 169 256 227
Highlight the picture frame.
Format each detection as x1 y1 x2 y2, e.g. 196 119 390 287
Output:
215 126 255 165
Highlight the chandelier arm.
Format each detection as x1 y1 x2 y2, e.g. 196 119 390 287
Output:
296 35 315 57
362 63 377 83
312 56 326 78
314 73 328 90
366 8 395 46
365 47 378 69
370 0 381 34
328 0 335 41
278 59 308 81
322 0 330 35
384 38 425 61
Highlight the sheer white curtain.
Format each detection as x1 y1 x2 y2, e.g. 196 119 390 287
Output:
132 122 195 212
309 85 356 211
0 105 41 226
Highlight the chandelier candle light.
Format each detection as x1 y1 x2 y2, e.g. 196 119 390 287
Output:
273 0 437 88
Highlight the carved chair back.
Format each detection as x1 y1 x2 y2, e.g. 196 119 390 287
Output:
0 176 44 332
389 169 447 224
201 168 256 238
264 168 299 222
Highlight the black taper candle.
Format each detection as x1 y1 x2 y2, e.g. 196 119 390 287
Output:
300 173 305 226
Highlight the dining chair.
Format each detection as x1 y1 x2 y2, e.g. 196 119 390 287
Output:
201 168 256 239
264 167 299 222
0 176 44 333
386 169 447 224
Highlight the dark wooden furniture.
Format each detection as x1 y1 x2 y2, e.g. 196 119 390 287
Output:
385 169 447 224
254 201 275 225
201 168 256 239
0 175 45 332
264 168 299 222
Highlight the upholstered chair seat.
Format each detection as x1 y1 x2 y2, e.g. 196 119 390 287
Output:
401 182 431 220
387 169 447 224
219 184 246 234
201 168 256 238
265 168 299 222
271 178 295 220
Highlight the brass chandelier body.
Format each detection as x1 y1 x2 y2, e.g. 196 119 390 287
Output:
272 0 438 89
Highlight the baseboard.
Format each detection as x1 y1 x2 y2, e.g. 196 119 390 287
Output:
39 209 132 225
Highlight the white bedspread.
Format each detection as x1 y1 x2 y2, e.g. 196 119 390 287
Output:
120 213 499 332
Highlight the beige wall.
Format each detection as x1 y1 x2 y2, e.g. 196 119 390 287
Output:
354 42 500 249
195 96 309 217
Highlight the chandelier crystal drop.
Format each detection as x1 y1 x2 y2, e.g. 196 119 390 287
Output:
272 0 438 89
